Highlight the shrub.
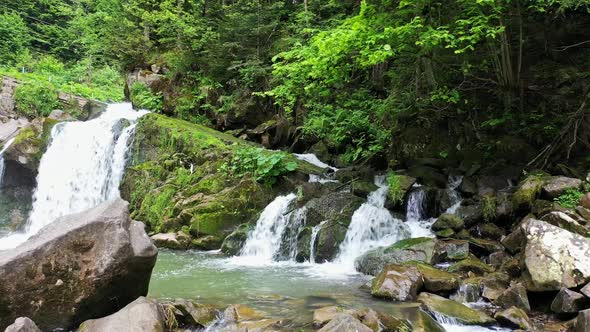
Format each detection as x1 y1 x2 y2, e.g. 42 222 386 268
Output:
221 147 297 185
130 82 163 112
14 81 59 118
387 171 404 205
555 188 583 209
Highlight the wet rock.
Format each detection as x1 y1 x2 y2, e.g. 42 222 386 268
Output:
576 206 590 223
374 311 413 332
471 222 505 240
551 288 588 314
318 313 372 332
385 174 416 209
4 318 41 332
371 264 423 301
433 239 469 262
356 237 435 276
0 199 158 331
469 237 504 254
78 297 165 332
494 307 532 330
221 224 253 256
151 231 191 249
459 177 478 196
406 262 460 292
481 274 509 302
191 235 222 250
434 228 455 238
351 180 378 198
581 283 590 298
223 304 262 323
350 308 381 332
576 309 590 332
168 299 218 328
237 318 282 331
457 204 484 227
448 256 494 275
494 283 530 311
407 165 447 188
540 211 589 237
521 219 590 291
295 226 312 262
489 251 509 268
512 173 547 211
313 306 342 327
432 213 464 231
413 310 445 332
451 280 481 303
581 193 590 209
417 292 496 325
501 216 533 254
4 118 58 174
541 176 582 200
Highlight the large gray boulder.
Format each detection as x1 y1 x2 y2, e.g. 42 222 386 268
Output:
541 176 582 200
4 318 41 332
0 199 158 330
78 297 165 332
355 237 435 276
520 219 590 291
317 313 372 332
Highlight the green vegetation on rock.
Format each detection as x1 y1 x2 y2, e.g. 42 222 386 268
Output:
554 188 584 209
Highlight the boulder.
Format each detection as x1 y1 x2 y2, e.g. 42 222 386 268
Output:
581 193 590 210
451 280 481 303
540 211 589 237
582 283 590 298
480 274 510 302
417 292 496 325
512 173 547 210
385 174 416 209
371 264 423 301
448 256 494 275
373 311 413 332
4 318 41 332
407 165 447 188
221 223 253 256
313 306 343 327
4 118 58 174
151 232 190 249
521 219 590 291
405 262 460 292
456 204 484 227
356 237 436 276
318 313 372 332
0 199 158 330
494 307 532 330
433 239 469 262
541 176 582 200
351 180 378 198
190 235 222 250
576 309 590 332
78 297 165 332
494 283 530 311
167 299 218 328
432 213 464 231
413 310 445 332
551 288 588 314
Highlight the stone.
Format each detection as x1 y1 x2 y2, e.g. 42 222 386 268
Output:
451 280 481 303
412 310 445 332
472 222 505 240
317 314 372 332
513 173 547 210
494 307 532 330
78 297 164 332
169 299 218 328
349 308 381 332
433 239 469 262
481 275 509 302
581 283 590 298
221 224 253 256
190 235 222 250
541 211 589 236
551 288 588 314
432 213 464 231
468 237 504 254
521 219 590 291
459 177 478 196
581 193 590 209
576 309 590 332
4 118 58 174
222 304 262 323
374 311 413 332
407 165 447 188
4 318 41 332
576 206 590 223
494 283 531 311
405 262 460 292
151 232 190 249
434 228 455 238
457 204 484 227
371 264 423 301
0 199 158 331
385 174 416 209
448 256 494 275
313 306 342 327
417 292 496 325
351 180 378 198
355 237 435 275
541 176 582 200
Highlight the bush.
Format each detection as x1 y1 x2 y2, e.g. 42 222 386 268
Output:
387 171 404 205
0 13 30 66
14 81 59 118
555 188 584 209
130 82 163 112
221 147 297 185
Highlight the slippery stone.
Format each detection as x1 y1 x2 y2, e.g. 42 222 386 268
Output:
0 199 158 331
521 219 590 291
413 310 445 332
317 314 372 332
151 232 190 249
432 213 464 231
494 283 531 311
448 256 494 275
313 306 342 327
221 224 253 255
405 261 460 292
168 299 218 328
551 288 588 314
4 318 41 332
371 264 423 301
355 237 435 276
78 297 165 332
433 239 469 262
494 307 532 330
417 292 496 325
541 176 582 200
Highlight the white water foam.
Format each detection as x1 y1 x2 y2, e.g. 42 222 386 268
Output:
0 103 147 250
294 153 337 171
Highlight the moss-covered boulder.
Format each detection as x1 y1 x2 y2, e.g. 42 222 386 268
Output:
220 223 253 255
5 117 58 174
494 307 532 330
432 213 464 231
371 264 423 301
351 180 378 198
355 237 436 276
448 256 495 275
418 292 496 325
121 114 320 249
405 261 460 293
512 172 548 211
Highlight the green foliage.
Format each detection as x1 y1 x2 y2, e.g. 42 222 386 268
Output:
14 81 59 118
387 171 404 205
221 147 297 185
130 82 163 112
0 13 30 65
482 195 497 222
555 188 584 209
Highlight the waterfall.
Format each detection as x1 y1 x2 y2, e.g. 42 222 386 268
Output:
294 153 337 171
309 220 328 263
336 176 410 267
0 103 147 250
0 137 15 189
239 193 297 262
280 206 307 260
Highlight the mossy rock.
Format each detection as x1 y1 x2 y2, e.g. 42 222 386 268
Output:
351 180 378 198
448 256 495 275
220 223 253 255
405 261 460 292
355 237 434 276
5 118 58 173
418 292 496 325
512 172 549 211
432 213 464 231
413 310 445 332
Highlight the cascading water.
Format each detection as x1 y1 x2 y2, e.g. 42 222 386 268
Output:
336 176 410 268
279 206 307 260
0 137 15 189
293 153 337 171
239 193 297 263
309 220 328 263
0 103 147 250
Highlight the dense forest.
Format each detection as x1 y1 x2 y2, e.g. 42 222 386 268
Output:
1 0 590 169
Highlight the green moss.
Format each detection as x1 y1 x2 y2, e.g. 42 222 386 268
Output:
418 293 496 325
482 194 497 222
385 237 432 252
513 172 548 209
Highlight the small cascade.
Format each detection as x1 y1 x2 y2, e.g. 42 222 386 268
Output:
445 175 463 214
309 220 329 263
431 312 511 332
278 206 307 261
0 137 15 189
294 153 337 171
404 185 435 238
0 103 147 250
239 193 297 262
336 176 410 267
